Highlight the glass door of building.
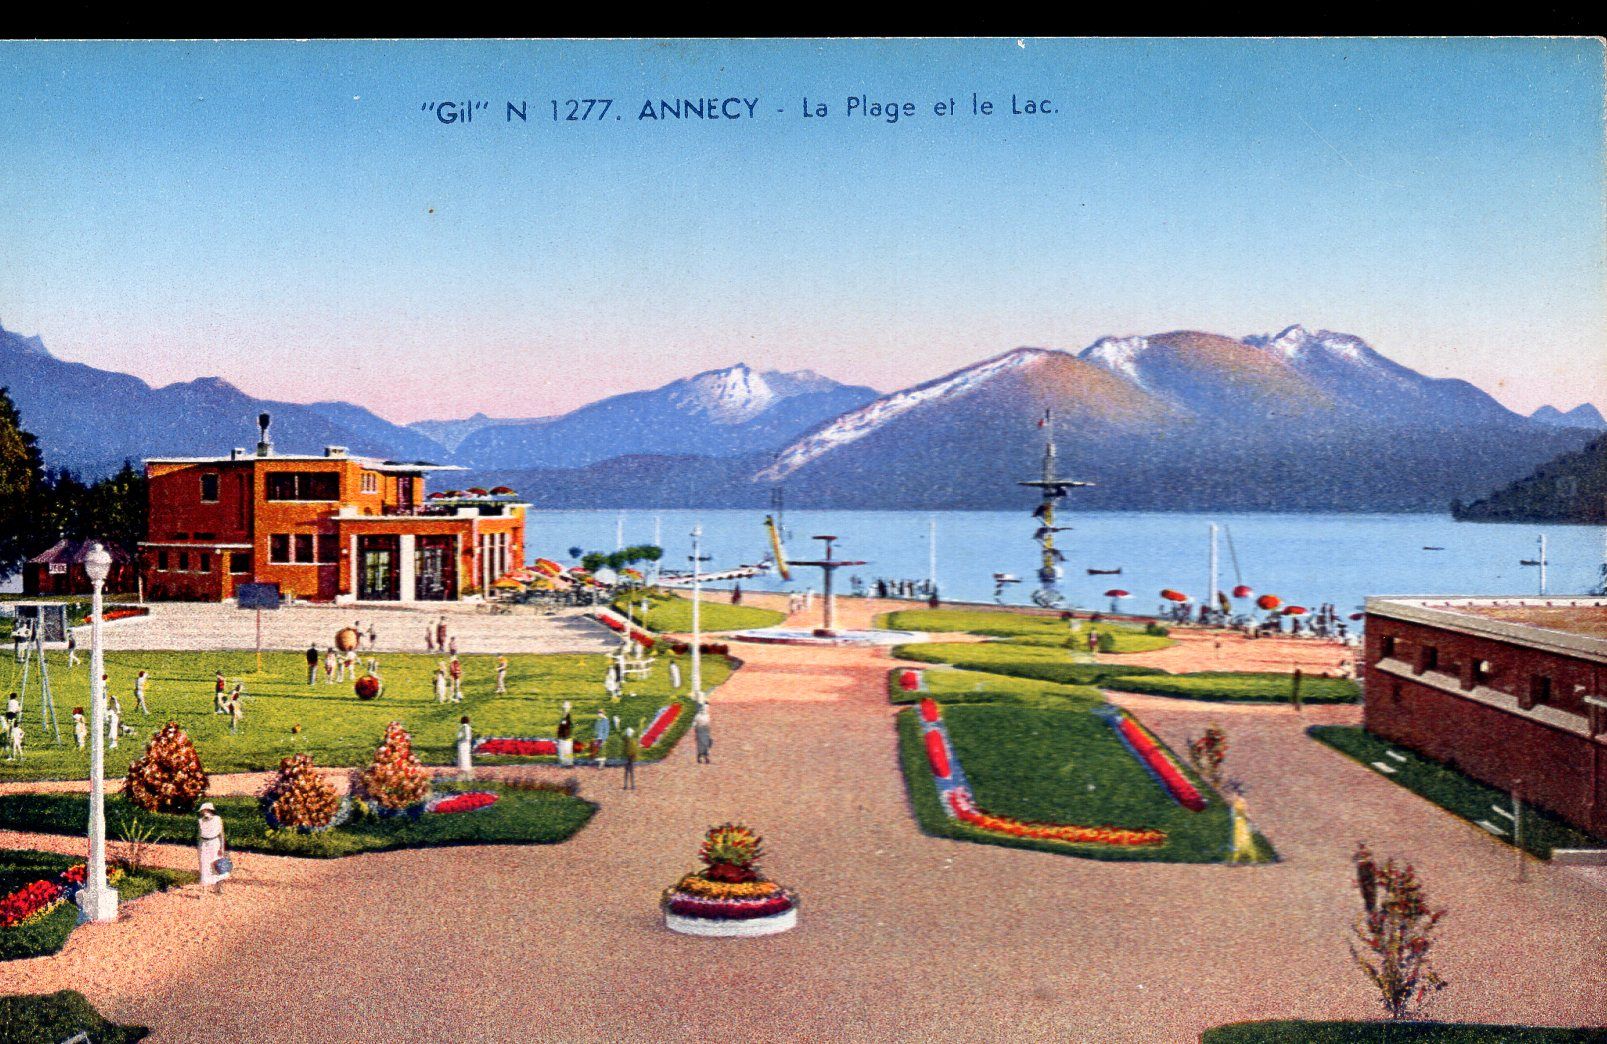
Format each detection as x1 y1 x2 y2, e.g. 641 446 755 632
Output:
357 535 400 600
414 535 456 601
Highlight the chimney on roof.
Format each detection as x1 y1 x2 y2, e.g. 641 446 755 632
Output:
230 447 247 461
324 445 347 458
256 412 273 457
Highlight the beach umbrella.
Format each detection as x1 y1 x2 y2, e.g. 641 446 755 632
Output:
1104 588 1130 613
1160 588 1189 603
427 491 450 500
1256 594 1281 611
490 485 516 495
1349 612 1365 621
1232 584 1253 599
1282 605 1307 616
466 487 488 496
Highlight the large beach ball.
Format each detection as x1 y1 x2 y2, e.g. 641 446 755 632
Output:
335 627 360 652
354 674 381 700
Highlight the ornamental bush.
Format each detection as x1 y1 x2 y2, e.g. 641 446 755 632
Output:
356 722 432 811
1349 842 1448 1020
698 823 766 883
259 754 341 830
123 722 208 813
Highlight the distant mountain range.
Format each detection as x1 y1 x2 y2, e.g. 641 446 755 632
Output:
1530 403 1607 430
1 320 1598 512
1453 430 1607 524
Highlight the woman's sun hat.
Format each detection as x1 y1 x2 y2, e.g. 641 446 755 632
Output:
199 802 216 813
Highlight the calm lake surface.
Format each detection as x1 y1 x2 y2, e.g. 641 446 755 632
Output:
523 510 1607 614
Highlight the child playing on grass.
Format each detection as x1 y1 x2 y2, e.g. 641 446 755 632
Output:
6 721 21 762
134 670 149 715
324 647 337 683
495 655 508 694
73 707 87 749
449 655 463 702
433 663 448 703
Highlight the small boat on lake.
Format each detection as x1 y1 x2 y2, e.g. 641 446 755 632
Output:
1086 567 1122 575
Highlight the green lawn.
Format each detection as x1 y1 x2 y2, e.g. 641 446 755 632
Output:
1106 671 1360 704
897 704 1271 862
0 649 728 782
0 991 149 1043
879 608 1174 652
0 779 596 859
887 666 1103 709
894 641 1167 687
1 850 195 962
1309 726 1601 857
613 589 784 633
1203 1021 1607 1043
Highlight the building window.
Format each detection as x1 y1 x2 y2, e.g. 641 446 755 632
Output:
265 471 340 501
200 473 219 502
157 550 169 571
1379 635 1396 660
270 535 292 564
178 551 190 572
317 534 338 564
295 534 315 563
199 553 211 573
1414 645 1438 675
361 471 378 494
1523 674 1552 710
230 552 252 574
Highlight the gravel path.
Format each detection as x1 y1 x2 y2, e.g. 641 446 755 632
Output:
2 601 1602 1041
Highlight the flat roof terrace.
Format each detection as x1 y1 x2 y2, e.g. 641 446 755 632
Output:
1367 596 1607 661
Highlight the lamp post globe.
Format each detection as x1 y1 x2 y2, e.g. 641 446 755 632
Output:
78 541 119 923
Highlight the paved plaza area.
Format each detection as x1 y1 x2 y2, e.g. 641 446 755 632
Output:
2 598 1602 1041
88 601 614 655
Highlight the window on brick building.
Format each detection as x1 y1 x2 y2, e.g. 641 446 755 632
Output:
199 553 211 573
265 472 340 501
317 534 338 564
157 550 169 571
270 535 292 564
200 473 219 502
361 471 378 494
178 551 190 572
1415 644 1438 674
1527 674 1552 709
230 552 252 574
295 534 315 563
1379 634 1396 659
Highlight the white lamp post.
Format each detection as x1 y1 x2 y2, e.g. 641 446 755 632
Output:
689 524 707 702
78 541 118 922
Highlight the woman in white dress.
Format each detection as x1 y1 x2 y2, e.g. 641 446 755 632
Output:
197 802 229 893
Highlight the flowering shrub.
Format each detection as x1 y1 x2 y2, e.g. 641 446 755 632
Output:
1350 842 1448 1020
699 823 765 883
259 754 341 830
0 879 63 929
124 722 209 813
918 696 940 723
639 704 681 749
663 823 795 921
946 790 1165 847
356 722 432 811
900 670 924 693
1187 725 1228 792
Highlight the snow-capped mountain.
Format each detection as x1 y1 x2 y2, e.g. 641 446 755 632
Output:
751 327 1594 511
1530 403 1606 430
451 363 879 470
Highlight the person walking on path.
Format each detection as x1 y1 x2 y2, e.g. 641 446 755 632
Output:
693 703 713 764
72 707 87 750
433 664 449 704
324 647 337 684
556 701 574 767
305 642 320 685
449 655 464 702
495 655 508 694
367 623 378 651
436 616 448 653
1229 792 1257 863
425 623 436 653
621 727 638 790
197 803 230 894
134 670 149 715
66 631 79 669
593 709 611 767
448 636 458 657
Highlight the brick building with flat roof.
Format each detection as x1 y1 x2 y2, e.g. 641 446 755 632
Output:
1363 595 1607 840
140 416 525 604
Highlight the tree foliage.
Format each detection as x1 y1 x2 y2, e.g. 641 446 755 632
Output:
0 387 46 581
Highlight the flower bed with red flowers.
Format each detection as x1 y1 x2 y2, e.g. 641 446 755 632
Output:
99 606 150 623
1098 706 1207 812
915 699 1168 850
425 791 499 815
474 737 558 757
0 879 64 929
899 669 926 693
639 703 681 749
662 889 798 920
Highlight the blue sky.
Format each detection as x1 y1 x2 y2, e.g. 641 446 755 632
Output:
1 38 1601 422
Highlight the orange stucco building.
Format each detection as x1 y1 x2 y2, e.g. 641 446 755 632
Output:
140 418 524 604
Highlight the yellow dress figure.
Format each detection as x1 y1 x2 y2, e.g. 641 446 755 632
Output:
1230 793 1257 863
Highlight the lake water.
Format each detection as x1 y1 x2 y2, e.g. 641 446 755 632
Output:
523 510 1607 614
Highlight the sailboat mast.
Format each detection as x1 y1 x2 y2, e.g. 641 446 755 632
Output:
1539 533 1548 596
1208 523 1219 615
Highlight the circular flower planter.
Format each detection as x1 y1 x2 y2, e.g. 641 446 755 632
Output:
662 888 799 937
